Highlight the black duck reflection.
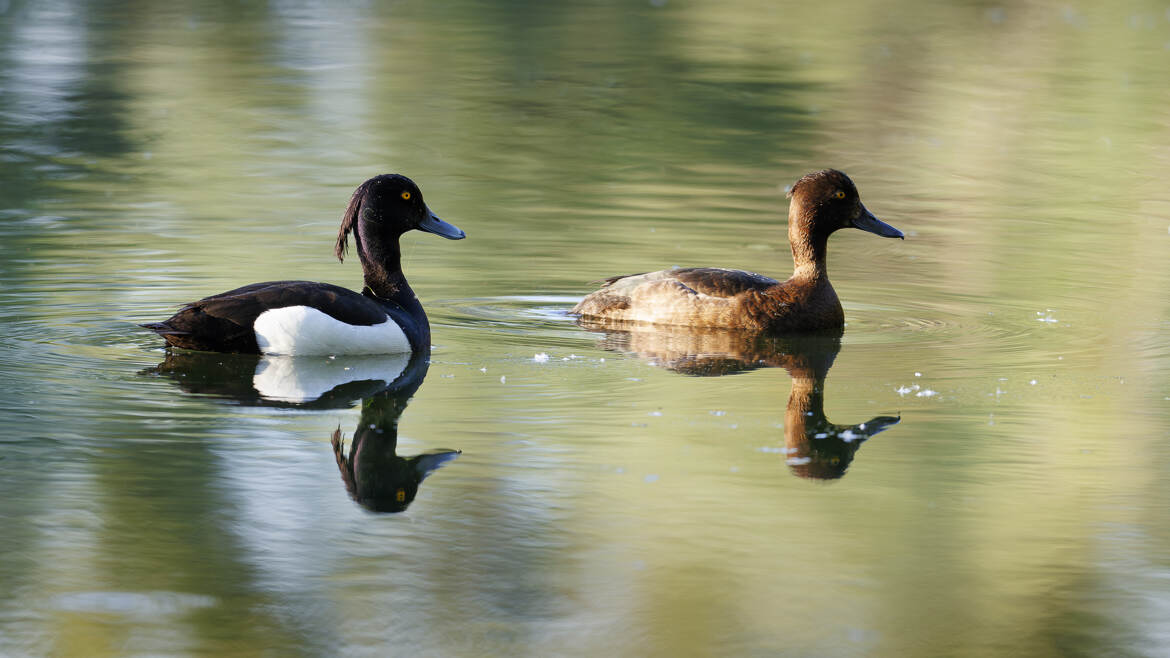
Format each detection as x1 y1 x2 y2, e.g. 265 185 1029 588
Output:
584 326 899 479
331 388 459 514
147 350 419 409
145 349 459 511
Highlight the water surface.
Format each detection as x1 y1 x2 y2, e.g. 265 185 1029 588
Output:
2 1 1170 656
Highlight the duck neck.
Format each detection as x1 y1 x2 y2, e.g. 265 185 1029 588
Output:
356 225 415 303
789 207 831 280
785 374 827 446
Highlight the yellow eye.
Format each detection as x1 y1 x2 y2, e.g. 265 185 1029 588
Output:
401 191 412 200
834 190 846 199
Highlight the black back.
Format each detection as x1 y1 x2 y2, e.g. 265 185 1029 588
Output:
144 280 428 353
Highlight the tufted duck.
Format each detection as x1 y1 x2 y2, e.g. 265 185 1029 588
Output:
143 174 464 355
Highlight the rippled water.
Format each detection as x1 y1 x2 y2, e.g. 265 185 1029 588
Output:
3 1 1170 656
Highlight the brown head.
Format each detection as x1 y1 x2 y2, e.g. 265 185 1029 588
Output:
785 169 902 269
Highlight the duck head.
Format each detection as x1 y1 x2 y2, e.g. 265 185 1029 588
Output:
335 173 465 263
786 169 902 267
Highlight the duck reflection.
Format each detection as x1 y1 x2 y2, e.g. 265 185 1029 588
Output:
329 354 460 513
776 341 899 480
583 325 899 479
146 349 459 510
147 350 417 409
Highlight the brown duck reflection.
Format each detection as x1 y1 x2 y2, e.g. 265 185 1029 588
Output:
777 343 899 479
145 349 459 510
584 324 899 479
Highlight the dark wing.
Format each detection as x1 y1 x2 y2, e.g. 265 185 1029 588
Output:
190 281 387 324
146 281 388 353
666 268 779 298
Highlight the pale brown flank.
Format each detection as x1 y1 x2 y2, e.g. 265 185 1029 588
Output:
572 169 900 333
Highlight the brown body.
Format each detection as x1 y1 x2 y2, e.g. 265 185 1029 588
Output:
571 170 902 333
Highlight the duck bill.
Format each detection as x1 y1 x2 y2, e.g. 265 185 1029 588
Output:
860 415 901 437
851 205 904 239
418 208 466 240
412 450 461 481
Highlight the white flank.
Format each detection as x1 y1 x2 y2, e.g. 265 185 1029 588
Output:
253 352 411 403
253 306 411 356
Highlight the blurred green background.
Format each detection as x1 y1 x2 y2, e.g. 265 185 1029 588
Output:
2 1 1169 655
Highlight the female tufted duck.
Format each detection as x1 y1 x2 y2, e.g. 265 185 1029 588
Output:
143 174 465 355
571 169 902 333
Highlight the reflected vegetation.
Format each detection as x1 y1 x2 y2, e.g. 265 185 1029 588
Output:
147 349 459 511
582 323 899 478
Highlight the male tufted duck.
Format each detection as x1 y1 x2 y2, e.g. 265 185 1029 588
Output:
143 174 464 355
571 169 902 333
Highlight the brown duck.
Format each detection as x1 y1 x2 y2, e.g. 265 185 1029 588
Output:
572 169 903 333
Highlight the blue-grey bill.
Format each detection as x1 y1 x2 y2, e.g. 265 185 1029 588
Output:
852 206 904 239
414 450 461 480
418 209 466 240
860 415 901 437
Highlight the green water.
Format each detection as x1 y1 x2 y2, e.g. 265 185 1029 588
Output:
2 1 1170 656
